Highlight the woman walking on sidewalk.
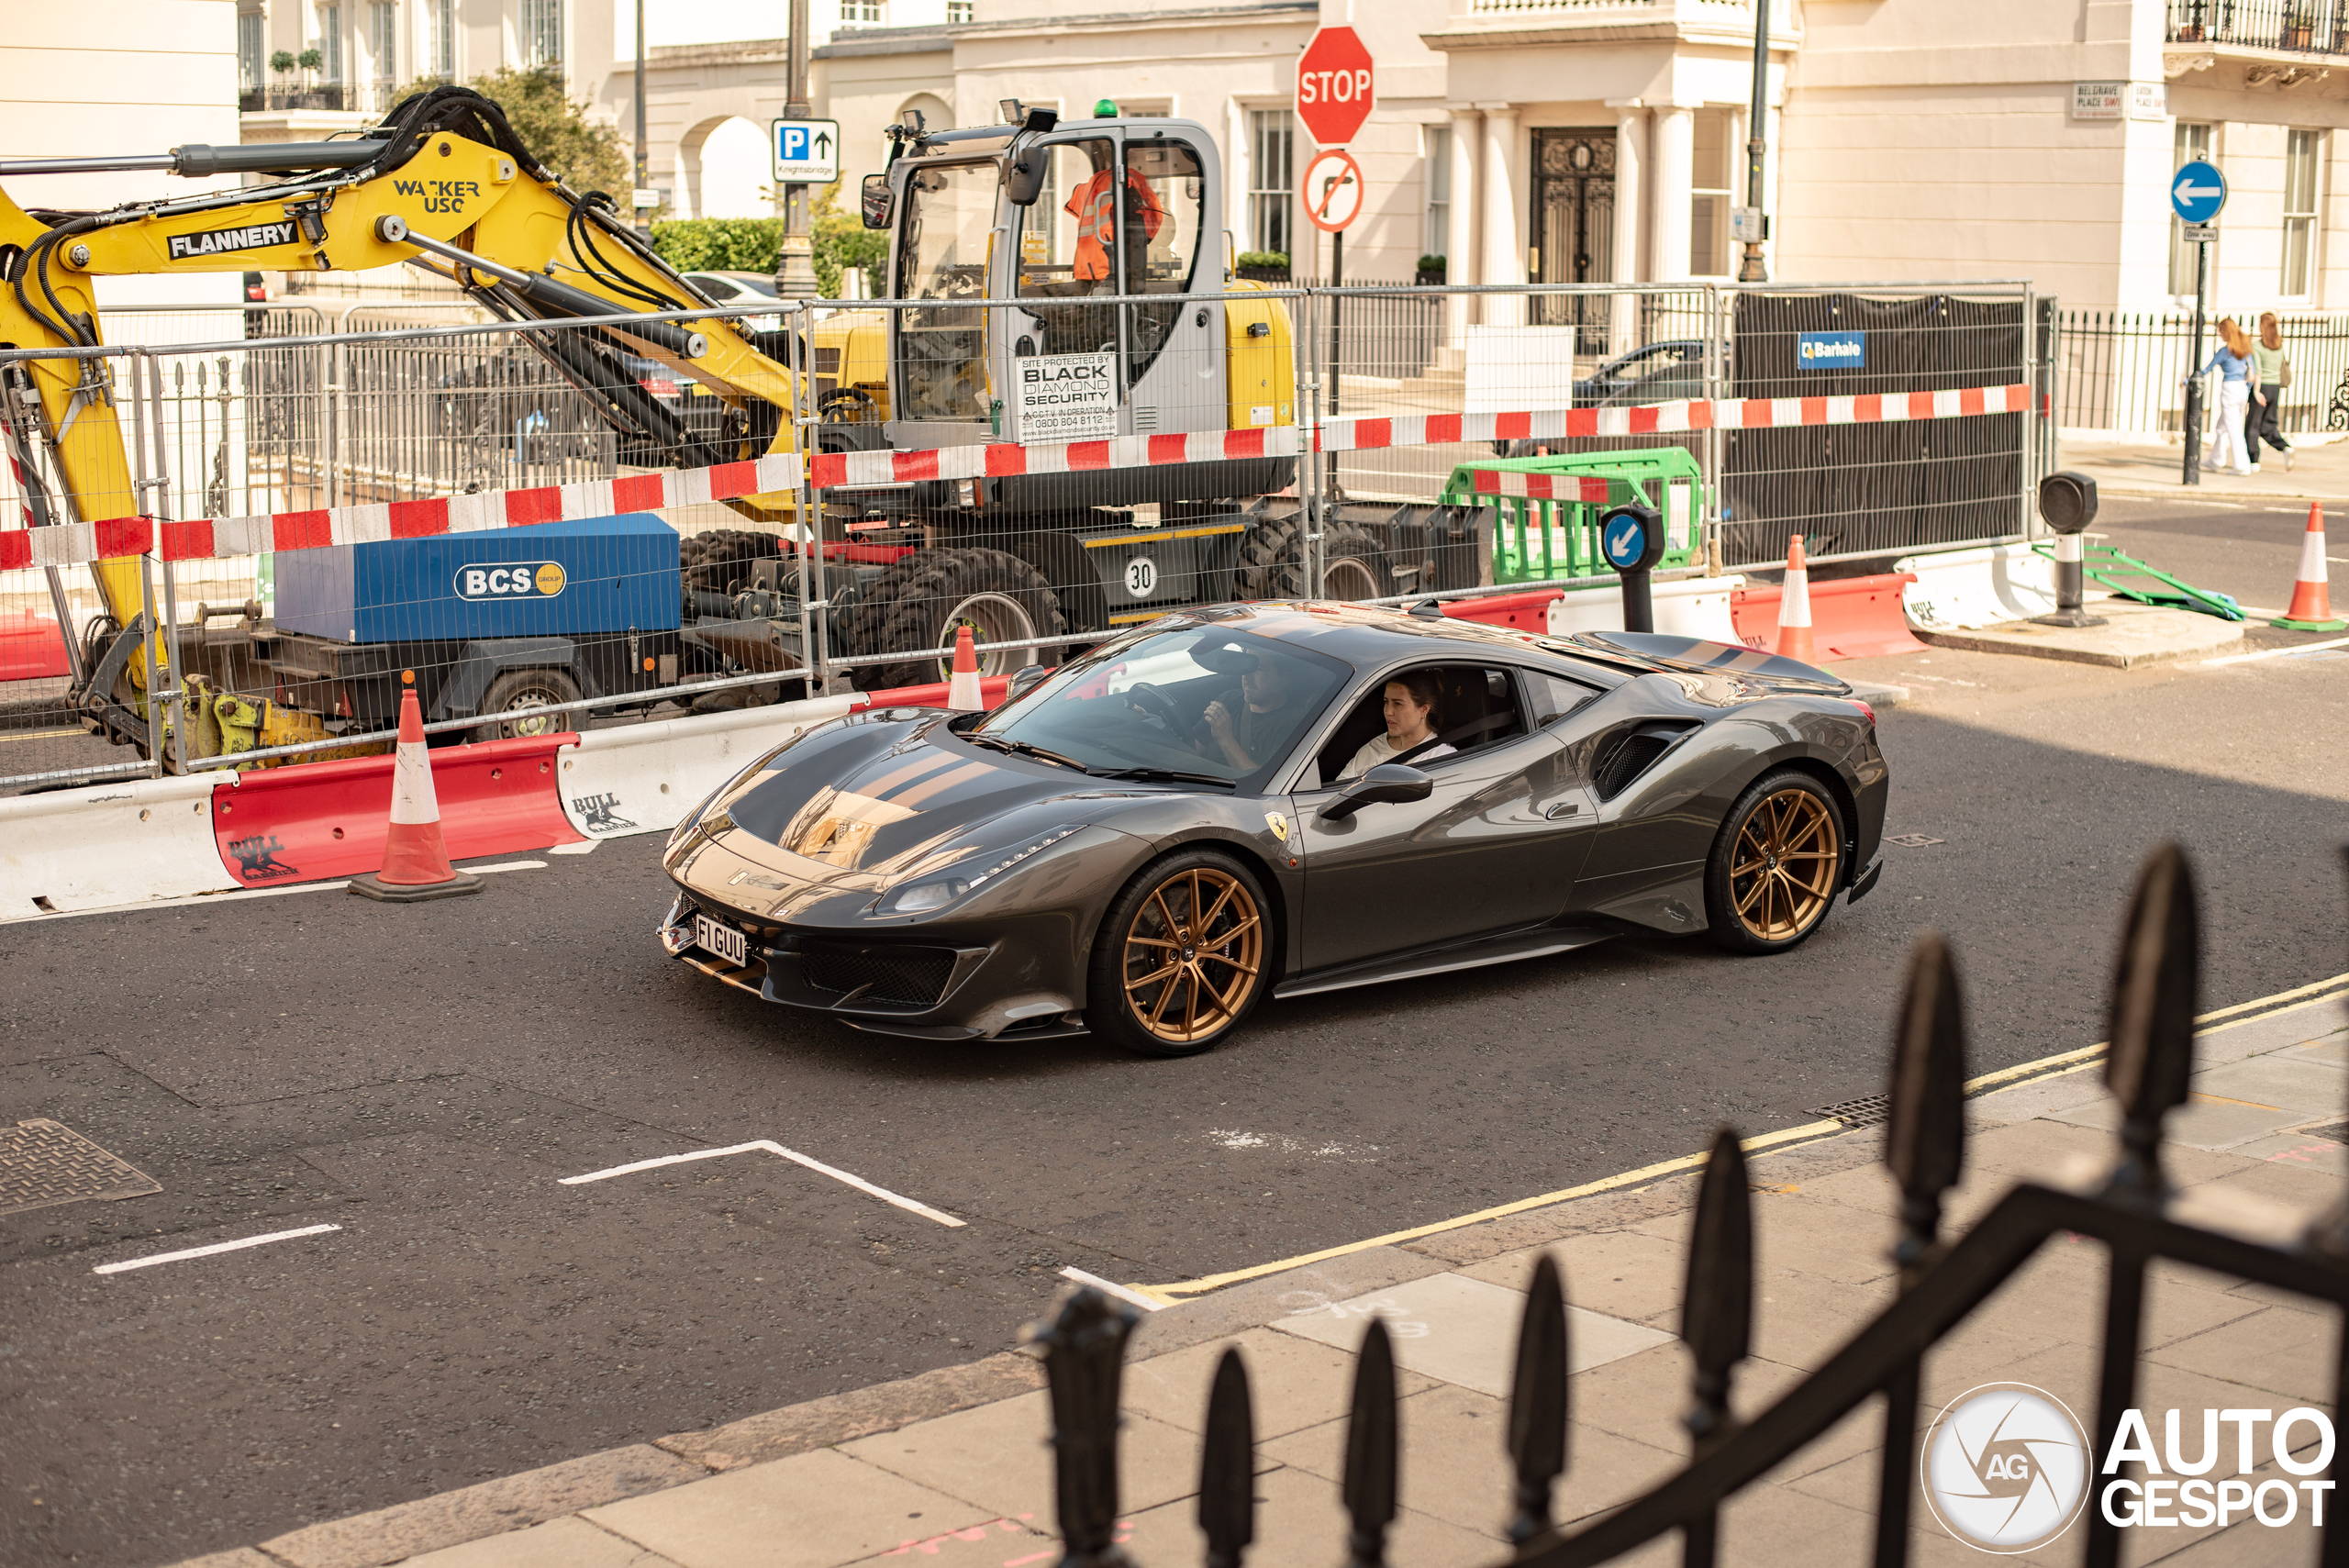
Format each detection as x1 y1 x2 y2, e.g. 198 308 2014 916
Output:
2196 317 2256 475
2247 311 2294 471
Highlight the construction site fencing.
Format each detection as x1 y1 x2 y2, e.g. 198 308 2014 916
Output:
2055 306 2349 436
0 277 2048 794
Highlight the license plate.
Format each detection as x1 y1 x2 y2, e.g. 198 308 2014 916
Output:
695 914 749 967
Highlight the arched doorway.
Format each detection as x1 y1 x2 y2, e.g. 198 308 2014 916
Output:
676 115 774 220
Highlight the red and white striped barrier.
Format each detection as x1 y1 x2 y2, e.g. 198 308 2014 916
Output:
0 381 2037 571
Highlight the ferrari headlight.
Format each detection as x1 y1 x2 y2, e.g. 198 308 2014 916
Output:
882 826 1085 915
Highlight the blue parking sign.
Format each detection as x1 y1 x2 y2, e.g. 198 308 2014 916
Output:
770 118 841 183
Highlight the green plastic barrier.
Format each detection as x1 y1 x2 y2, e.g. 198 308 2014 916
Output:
1441 447 1708 585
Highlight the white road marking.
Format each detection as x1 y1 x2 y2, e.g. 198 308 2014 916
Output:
548 840 600 855
559 1140 964 1227
2202 633 2349 666
1059 1267 1169 1311
5 857 553 927
463 860 548 873
93 1222 341 1275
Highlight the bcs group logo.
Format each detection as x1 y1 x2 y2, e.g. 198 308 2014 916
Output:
1920 1383 2091 1553
455 562 566 600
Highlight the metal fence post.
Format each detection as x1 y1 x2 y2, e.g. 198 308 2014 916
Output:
796 299 827 693
2020 285 2038 540
141 349 191 775
1704 283 1724 574
1295 285 1323 598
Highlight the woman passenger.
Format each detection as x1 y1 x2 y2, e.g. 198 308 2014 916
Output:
1339 672 1455 781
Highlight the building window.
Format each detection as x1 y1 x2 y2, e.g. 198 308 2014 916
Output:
843 0 884 22
1689 108 1734 276
316 4 343 83
2285 128 2321 296
947 0 972 20
1424 126 1451 261
1249 108 1295 259
238 10 265 92
429 0 455 78
2169 122 2214 295
521 0 562 67
369 1 397 100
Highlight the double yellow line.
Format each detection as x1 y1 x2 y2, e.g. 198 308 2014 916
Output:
1130 971 2349 1305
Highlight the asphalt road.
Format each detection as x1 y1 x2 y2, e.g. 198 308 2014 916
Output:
5 498 2347 1566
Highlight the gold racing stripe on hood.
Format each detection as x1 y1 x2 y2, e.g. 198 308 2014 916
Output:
856 749 965 801
785 786 919 867
889 759 997 811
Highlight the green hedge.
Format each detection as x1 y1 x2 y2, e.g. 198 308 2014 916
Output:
649 188 887 299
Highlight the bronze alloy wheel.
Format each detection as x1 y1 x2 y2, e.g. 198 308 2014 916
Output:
1706 770 1845 954
1088 851 1272 1056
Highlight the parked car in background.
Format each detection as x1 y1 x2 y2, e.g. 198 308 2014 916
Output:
1575 339 1706 406
682 271 785 332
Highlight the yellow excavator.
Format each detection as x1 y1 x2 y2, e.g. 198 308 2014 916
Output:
0 87 1466 772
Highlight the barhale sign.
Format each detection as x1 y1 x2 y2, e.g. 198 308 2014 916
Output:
1017 350 1118 441
1796 331 1865 371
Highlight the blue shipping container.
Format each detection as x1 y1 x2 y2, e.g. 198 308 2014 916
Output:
275 513 682 643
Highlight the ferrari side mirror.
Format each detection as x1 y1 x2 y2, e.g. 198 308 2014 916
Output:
1318 762 1432 822
1007 663 1052 701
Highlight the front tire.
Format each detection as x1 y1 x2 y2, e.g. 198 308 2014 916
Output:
1085 851 1272 1057
1703 769 1846 954
844 546 1065 692
473 668 582 743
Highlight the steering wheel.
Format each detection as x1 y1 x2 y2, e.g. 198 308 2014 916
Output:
1123 682 1184 731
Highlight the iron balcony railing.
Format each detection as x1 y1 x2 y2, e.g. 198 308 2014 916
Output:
2167 0 2349 53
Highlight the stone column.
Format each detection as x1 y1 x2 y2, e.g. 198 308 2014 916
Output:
1479 103 1522 328
1445 105 1483 348
1650 102 1695 284
1609 98 1648 353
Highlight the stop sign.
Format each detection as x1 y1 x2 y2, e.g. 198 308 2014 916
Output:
1296 28 1375 147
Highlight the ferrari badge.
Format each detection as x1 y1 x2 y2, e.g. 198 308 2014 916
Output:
1264 810 1289 842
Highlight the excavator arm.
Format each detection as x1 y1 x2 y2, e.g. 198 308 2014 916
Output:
0 88 805 683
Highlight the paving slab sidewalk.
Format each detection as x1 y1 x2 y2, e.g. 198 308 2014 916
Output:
173 993 2349 1568
2062 432 2349 506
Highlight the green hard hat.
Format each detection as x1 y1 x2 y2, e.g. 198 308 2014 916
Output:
1094 98 1119 118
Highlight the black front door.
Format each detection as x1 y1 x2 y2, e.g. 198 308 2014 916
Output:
1530 128 1616 350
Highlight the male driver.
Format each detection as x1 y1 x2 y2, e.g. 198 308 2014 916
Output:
1199 657 1291 773
1064 157 1165 285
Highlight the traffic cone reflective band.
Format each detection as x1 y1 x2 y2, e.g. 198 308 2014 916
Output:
1776 533 1818 664
350 689 482 902
947 624 985 713
2272 503 2348 631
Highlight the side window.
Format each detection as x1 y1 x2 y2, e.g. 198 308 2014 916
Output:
1313 663 1532 785
1523 670 1599 728
1124 138 1205 384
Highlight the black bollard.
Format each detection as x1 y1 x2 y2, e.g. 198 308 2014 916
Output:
1599 502 1666 633
2031 471 2107 629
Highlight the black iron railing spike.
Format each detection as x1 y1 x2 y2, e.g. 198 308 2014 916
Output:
2103 840 2199 1205
1032 1287 1140 1568
1199 1348 1255 1568
1885 930 1966 1274
1342 1318 1399 1568
1506 1252 1570 1546
1679 1128 1750 1568
2309 847 2349 1263
1874 931 1969 1568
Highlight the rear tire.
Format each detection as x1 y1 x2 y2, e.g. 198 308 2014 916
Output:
1703 768 1846 954
1086 850 1273 1058
1234 513 1386 603
844 547 1065 692
473 668 582 743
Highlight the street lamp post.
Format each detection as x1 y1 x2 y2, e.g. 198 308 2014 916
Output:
1736 0 1769 284
775 0 818 297
632 0 649 233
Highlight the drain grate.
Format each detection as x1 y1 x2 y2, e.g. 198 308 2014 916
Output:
0 1119 161 1217
1886 834 1944 848
1810 1095 1892 1129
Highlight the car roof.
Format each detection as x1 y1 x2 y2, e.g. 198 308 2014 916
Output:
1163 600 1589 665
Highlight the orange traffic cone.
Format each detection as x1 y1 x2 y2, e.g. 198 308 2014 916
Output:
350 688 483 902
1775 533 1818 665
947 624 985 713
2273 502 2348 631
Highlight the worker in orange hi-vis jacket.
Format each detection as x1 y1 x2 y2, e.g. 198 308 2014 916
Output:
1063 162 1166 285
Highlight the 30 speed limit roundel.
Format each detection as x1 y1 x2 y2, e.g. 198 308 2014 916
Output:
456 562 567 600
1124 557 1160 599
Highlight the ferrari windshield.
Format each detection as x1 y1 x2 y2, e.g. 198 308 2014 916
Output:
971 626 1351 791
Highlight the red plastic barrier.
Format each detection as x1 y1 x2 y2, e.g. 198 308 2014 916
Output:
1441 590 1562 633
0 608 70 681
207 734 586 888
1729 572 1923 662
857 673 1013 709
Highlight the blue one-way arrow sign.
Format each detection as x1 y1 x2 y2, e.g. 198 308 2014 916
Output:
2171 160 2226 224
